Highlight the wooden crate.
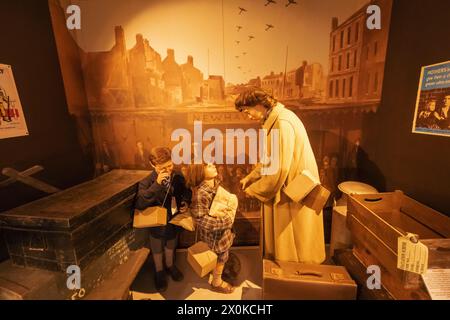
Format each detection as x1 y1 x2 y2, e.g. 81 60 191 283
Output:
0 170 149 272
347 190 450 300
333 249 394 300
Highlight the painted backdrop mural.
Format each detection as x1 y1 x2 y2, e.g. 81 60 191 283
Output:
49 0 393 243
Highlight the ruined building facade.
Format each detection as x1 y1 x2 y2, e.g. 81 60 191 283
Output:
81 26 205 109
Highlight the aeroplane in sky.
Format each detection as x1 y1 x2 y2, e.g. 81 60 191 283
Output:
265 24 274 31
285 0 297 7
237 66 242 70
238 7 247 14
236 25 243 32
242 52 247 55
235 55 240 58
248 35 255 41
235 40 241 45
265 0 277 6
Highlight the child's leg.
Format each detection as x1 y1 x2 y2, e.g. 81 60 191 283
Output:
212 262 226 286
164 236 177 268
149 234 164 272
164 235 184 281
211 251 234 293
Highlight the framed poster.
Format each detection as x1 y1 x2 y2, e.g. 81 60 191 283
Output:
412 60 450 137
0 64 29 139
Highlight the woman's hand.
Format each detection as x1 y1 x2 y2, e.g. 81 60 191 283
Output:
240 176 251 190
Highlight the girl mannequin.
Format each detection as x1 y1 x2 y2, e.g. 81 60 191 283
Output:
187 163 236 294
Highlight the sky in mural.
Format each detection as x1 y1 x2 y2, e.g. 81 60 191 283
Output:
66 0 368 84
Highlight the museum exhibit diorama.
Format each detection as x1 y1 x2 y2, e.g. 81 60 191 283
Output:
0 0 449 302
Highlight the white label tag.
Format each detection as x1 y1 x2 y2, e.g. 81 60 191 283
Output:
397 233 428 275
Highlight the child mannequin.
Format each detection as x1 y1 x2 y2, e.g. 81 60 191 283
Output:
187 163 236 294
135 147 191 292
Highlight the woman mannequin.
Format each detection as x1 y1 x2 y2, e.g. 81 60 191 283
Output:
235 87 325 264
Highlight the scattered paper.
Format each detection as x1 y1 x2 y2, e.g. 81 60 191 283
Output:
421 269 450 300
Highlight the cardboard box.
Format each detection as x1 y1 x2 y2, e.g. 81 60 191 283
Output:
302 184 331 212
283 170 319 203
283 170 330 213
133 206 167 228
169 213 195 231
263 259 357 300
187 241 217 278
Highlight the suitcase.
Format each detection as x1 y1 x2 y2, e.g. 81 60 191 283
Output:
347 190 450 300
0 170 149 272
263 259 357 300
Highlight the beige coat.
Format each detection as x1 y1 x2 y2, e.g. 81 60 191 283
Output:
245 103 325 264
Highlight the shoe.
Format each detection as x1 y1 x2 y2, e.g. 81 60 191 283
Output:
210 280 235 294
155 270 168 292
165 265 184 282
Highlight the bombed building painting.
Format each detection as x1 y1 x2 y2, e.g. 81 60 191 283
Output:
49 0 393 230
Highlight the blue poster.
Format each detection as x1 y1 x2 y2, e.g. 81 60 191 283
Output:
413 60 450 137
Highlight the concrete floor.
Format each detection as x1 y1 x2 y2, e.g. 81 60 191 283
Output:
130 246 263 300
130 245 333 300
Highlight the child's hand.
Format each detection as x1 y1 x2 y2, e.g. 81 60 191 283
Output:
157 171 170 185
179 201 189 213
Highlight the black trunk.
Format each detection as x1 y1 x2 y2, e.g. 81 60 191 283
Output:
0 170 149 272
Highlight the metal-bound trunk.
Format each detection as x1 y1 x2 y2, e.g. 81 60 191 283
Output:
0 170 149 272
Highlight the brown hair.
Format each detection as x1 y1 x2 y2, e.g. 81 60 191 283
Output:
234 87 277 112
185 164 205 189
149 146 172 166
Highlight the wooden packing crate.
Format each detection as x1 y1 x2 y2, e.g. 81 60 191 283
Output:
347 190 450 300
0 170 149 272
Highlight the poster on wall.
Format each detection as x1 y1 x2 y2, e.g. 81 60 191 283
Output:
0 64 29 139
412 60 450 137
